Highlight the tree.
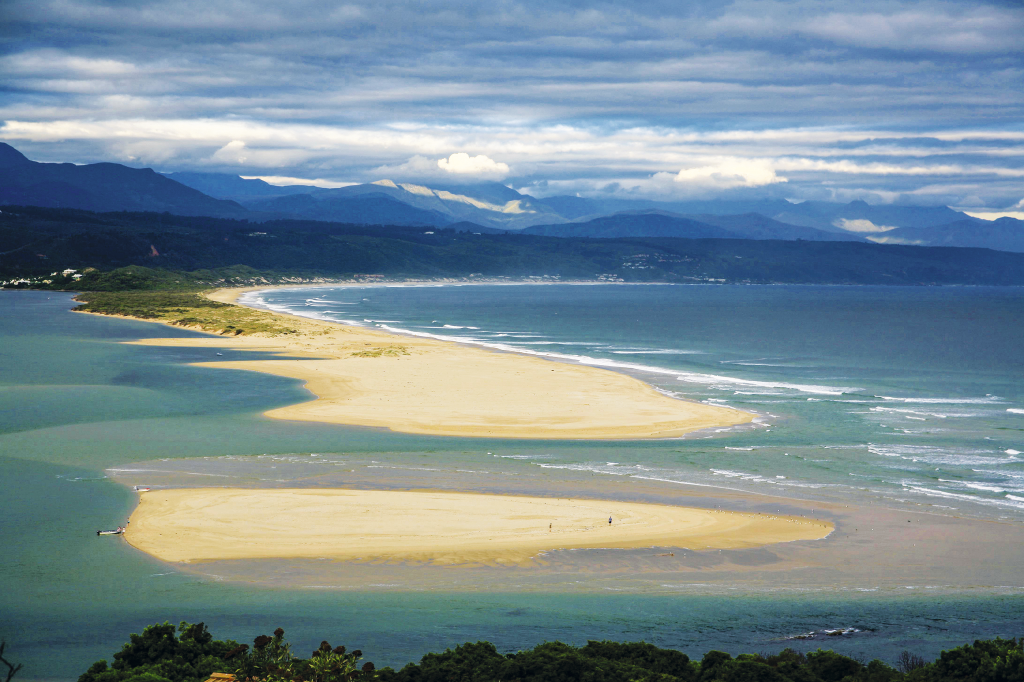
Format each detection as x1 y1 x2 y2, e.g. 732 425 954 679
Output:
78 622 240 682
1 642 22 682
229 629 376 682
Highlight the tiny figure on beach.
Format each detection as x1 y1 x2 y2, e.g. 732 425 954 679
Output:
609 516 612 524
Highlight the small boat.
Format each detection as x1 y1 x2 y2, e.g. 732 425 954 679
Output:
216 352 223 356
134 486 151 492
97 527 124 536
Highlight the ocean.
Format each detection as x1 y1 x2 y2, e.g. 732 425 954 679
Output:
243 283 1024 521
2 285 1023 681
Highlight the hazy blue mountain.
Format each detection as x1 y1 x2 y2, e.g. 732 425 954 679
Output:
532 195 605 220
533 196 803 221
0 143 247 217
686 213 865 242
244 179 565 229
867 217 1024 253
767 199 974 232
4 143 999 247
248 191 451 226
522 212 737 239
530 196 976 235
165 172 315 201
521 210 857 242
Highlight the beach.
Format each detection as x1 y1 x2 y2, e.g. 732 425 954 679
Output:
124 488 833 565
125 286 753 439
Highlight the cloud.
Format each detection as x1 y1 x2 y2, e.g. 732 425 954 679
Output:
673 157 785 189
211 140 248 164
865 235 924 245
962 211 1024 221
800 7 1022 53
437 153 510 178
242 175 355 188
369 155 442 179
833 219 898 233
1 0 1023 207
3 115 1023 207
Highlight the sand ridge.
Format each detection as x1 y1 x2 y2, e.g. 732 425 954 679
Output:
126 287 753 439
125 488 834 566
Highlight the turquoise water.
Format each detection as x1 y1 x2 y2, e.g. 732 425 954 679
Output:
246 284 1024 521
2 288 1024 681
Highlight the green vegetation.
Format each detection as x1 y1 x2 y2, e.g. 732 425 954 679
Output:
77 623 373 682
74 623 1024 682
3 206 1024 288
73 290 300 336
351 346 410 357
78 623 242 682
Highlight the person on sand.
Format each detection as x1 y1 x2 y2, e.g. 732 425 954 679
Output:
609 516 612 524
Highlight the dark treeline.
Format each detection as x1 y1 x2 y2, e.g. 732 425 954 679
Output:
3 206 1024 287
63 622 1024 682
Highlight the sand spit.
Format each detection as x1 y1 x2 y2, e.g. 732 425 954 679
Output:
125 488 833 565
126 287 752 439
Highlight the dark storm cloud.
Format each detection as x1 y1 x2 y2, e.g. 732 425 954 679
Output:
1 0 1022 209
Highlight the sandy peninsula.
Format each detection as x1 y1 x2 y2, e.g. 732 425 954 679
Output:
125 488 833 565
126 287 752 439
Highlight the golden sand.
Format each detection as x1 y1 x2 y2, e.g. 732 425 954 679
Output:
126 287 753 439
125 488 833 565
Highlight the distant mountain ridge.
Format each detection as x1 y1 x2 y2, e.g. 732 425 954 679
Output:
3 142 1021 252
866 217 1024 252
0 143 246 217
164 172 315 201
523 211 864 242
241 179 565 229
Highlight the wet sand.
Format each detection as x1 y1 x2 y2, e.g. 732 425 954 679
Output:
125 488 833 565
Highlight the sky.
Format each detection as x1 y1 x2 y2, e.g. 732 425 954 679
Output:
1 0 1023 211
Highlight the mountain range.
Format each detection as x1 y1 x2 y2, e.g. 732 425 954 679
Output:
2 142 1022 253
0 143 246 217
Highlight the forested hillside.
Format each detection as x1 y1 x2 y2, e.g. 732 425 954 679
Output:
3 206 1023 288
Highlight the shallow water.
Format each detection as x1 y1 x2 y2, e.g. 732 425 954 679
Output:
2 287 1024 681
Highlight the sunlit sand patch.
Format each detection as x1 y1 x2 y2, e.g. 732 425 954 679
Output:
122 287 753 439
125 488 833 566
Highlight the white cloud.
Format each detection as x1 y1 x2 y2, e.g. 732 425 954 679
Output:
370 155 441 178
241 175 354 188
833 218 898 233
2 116 1023 206
673 157 786 189
437 153 509 178
211 140 248 164
0 51 138 77
866 235 924 245
962 211 1024 221
801 8 1022 53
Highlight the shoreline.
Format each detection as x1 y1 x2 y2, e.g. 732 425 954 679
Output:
124 487 833 565
119 285 755 440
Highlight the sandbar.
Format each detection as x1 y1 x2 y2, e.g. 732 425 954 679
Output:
126 287 752 439
125 488 833 565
